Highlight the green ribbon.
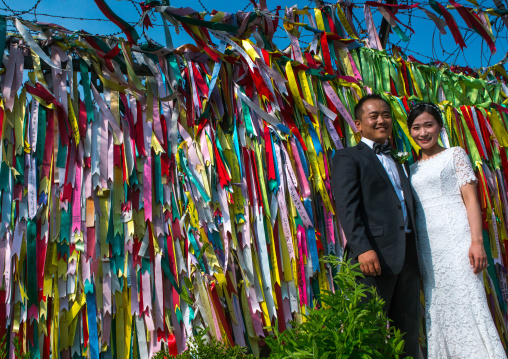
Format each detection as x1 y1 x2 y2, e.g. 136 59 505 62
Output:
0 16 6 63
15 155 24 184
483 229 506 313
169 12 239 34
392 24 410 42
36 106 47 167
179 149 210 203
154 154 163 205
26 219 37 313
80 59 94 123
56 140 67 168
60 208 71 243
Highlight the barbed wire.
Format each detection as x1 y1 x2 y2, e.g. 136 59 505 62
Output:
431 27 438 60
0 8 120 23
0 0 506 69
127 0 142 17
197 0 210 15
393 45 435 60
403 0 413 52
1 0 44 16
438 32 453 56
242 2 252 11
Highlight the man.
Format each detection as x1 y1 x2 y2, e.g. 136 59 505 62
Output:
331 94 420 358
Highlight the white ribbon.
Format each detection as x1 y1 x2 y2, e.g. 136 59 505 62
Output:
210 30 257 71
363 5 383 50
91 84 124 144
420 7 447 35
234 83 280 125
15 19 61 70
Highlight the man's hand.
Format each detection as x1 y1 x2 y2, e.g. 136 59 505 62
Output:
358 250 381 276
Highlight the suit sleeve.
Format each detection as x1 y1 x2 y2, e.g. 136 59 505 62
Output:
331 151 373 258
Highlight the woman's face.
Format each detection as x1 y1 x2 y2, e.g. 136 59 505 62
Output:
410 111 442 150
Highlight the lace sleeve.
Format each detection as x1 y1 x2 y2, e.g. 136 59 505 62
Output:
452 147 477 186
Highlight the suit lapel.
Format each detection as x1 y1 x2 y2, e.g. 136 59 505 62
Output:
395 161 414 211
357 142 414 211
357 141 395 191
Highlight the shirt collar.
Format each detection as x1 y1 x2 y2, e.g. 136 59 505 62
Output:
361 138 389 150
361 137 375 149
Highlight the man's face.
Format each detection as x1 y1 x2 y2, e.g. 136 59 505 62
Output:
354 99 393 144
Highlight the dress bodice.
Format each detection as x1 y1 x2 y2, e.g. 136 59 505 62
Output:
410 147 477 210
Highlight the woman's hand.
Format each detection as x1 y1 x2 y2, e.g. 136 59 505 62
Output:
460 182 487 274
469 241 488 274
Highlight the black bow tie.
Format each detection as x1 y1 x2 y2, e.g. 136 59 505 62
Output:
373 142 392 155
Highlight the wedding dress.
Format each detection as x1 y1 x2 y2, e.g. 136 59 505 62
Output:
409 146 507 359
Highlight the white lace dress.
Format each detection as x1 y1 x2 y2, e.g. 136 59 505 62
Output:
410 147 507 359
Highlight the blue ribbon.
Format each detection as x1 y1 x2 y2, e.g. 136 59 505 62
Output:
208 41 226 98
86 291 100 359
307 228 320 273
304 116 324 156
294 135 310 178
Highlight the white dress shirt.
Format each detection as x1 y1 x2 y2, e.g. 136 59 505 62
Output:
361 138 410 232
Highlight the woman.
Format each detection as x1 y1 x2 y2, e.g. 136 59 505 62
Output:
408 103 507 359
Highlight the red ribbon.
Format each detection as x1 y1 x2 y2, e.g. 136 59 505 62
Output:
93 0 139 44
460 106 486 158
26 83 70 146
264 126 276 182
167 334 179 357
249 149 263 208
140 2 155 30
213 140 231 188
449 0 496 53
475 109 493 159
37 228 48 299
0 290 6 341
192 62 209 99
494 103 508 115
41 109 55 180
78 100 87 138
82 307 89 350
436 1 467 49
382 6 415 33
499 147 508 195
181 23 221 63
274 283 286 332
399 60 411 95
242 148 254 205
210 282 234 346
0 107 3 139
134 101 147 157
321 33 335 75
365 2 420 10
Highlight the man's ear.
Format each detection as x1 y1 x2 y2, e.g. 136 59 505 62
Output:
354 119 362 132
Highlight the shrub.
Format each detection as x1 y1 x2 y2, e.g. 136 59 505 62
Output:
12 336 30 359
153 327 256 359
0 334 7 359
265 256 407 359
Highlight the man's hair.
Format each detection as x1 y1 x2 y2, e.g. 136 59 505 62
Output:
354 94 390 120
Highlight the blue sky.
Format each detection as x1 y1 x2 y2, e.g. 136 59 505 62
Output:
2 0 508 69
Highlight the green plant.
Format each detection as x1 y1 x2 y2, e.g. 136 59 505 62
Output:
0 334 7 359
153 327 256 359
265 256 408 359
12 336 30 359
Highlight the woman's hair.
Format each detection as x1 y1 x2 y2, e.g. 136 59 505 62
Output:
407 103 444 129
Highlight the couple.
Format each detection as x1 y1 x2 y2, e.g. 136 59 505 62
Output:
331 94 506 359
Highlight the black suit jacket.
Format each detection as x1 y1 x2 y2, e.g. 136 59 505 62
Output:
331 141 417 275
